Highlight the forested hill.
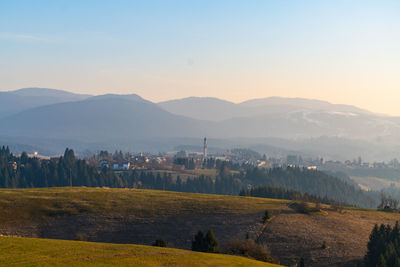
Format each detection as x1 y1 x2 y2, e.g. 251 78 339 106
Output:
244 167 378 208
0 146 377 208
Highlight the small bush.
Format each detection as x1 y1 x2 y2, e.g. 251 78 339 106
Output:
226 239 272 262
245 232 250 240
292 201 319 214
261 210 270 224
74 233 88 241
153 238 167 247
296 201 312 214
321 241 327 249
330 203 344 213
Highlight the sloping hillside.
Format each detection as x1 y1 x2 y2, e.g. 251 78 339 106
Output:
0 188 285 250
0 236 278 266
0 188 400 266
260 206 400 266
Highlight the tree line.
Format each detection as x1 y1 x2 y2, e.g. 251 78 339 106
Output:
0 146 378 208
365 222 400 267
239 186 336 205
0 147 122 188
244 167 377 208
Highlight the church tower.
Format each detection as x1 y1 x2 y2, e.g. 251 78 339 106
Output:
203 137 208 159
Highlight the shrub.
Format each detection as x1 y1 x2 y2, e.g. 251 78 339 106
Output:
153 238 167 247
192 229 219 253
315 201 322 210
330 202 344 213
295 201 312 214
245 232 250 240
261 210 270 224
226 238 272 262
292 201 319 214
74 233 88 241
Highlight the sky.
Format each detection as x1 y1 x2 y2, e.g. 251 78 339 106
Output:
1 0 400 115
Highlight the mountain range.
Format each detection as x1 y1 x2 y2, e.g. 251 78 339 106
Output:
0 88 91 118
1 87 400 160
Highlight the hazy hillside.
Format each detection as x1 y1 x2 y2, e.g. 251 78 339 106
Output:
159 96 372 121
159 97 249 121
12 87 91 99
3 91 399 142
214 112 400 140
0 88 90 118
0 94 208 142
240 96 369 113
2 88 400 160
159 95 400 142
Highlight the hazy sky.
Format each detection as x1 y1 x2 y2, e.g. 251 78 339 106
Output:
1 0 399 115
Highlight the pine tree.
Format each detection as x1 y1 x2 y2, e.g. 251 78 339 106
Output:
365 222 400 267
192 230 205 252
365 224 382 267
205 229 219 253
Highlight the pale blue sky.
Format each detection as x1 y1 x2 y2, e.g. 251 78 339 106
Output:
1 0 399 114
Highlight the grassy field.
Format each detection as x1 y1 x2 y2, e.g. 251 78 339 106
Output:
0 236 279 266
1 187 400 266
0 187 287 225
261 203 400 266
0 187 287 257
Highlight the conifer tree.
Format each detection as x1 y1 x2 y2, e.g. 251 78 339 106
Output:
205 229 219 253
192 230 205 252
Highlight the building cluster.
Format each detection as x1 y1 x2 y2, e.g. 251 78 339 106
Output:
94 143 400 173
13 145 400 174
97 152 170 171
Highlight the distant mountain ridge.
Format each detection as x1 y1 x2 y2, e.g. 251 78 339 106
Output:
1 87 400 160
0 87 91 118
11 87 91 99
0 93 208 142
159 96 372 121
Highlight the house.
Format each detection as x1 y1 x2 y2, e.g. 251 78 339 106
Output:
112 161 130 170
121 161 130 170
99 160 109 168
8 161 17 170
